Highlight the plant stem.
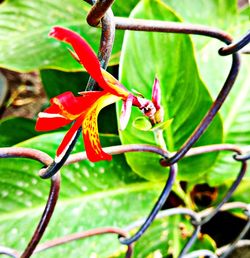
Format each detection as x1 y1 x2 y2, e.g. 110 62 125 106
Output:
172 182 194 210
154 129 167 151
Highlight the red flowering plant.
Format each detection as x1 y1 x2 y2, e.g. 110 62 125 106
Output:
36 27 163 172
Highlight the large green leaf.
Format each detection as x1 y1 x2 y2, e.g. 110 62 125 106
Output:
191 7 250 185
40 70 89 98
0 117 41 147
0 0 137 72
0 132 164 257
0 0 89 71
118 0 223 182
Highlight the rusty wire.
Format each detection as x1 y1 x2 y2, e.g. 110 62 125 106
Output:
219 30 250 56
0 0 250 257
34 227 133 258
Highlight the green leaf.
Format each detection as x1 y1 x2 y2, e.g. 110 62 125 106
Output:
0 0 143 72
0 0 136 72
112 0 139 17
132 116 152 131
164 0 237 27
192 8 250 185
40 69 89 98
117 0 223 182
151 118 173 132
0 132 164 257
0 0 87 71
0 117 41 147
229 180 250 204
130 216 216 258
163 0 237 49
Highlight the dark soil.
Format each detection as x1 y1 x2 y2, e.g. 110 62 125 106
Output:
0 68 47 119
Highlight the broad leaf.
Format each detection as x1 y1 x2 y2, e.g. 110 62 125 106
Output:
0 0 137 72
163 0 238 49
191 7 250 185
0 132 164 257
40 70 89 98
131 216 216 258
0 117 41 147
118 0 223 182
229 180 250 204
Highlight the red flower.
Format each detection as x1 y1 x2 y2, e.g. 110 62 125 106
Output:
36 27 159 162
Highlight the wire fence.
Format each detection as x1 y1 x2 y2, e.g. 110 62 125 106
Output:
0 0 250 257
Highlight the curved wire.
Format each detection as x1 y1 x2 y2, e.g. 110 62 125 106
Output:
123 208 200 232
122 207 201 257
179 225 201 258
39 144 169 177
177 144 247 225
234 151 250 161
219 208 250 258
0 147 52 165
114 17 242 167
20 174 61 258
201 159 247 225
183 249 218 258
39 128 81 179
34 227 133 258
219 30 250 56
86 0 115 27
0 246 19 258
114 18 232 43
163 52 240 165
85 1 116 91
217 240 250 257
119 164 177 245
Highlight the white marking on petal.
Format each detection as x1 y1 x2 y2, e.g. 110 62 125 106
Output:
38 112 65 119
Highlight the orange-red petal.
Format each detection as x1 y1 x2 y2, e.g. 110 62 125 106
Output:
49 27 112 92
36 112 71 131
49 26 130 98
56 115 84 158
51 91 90 119
82 92 121 162
101 69 129 99
82 107 112 162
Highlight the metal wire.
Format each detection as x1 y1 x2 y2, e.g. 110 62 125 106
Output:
219 30 250 56
219 208 250 258
119 164 177 245
114 17 242 167
0 246 19 258
34 227 133 258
